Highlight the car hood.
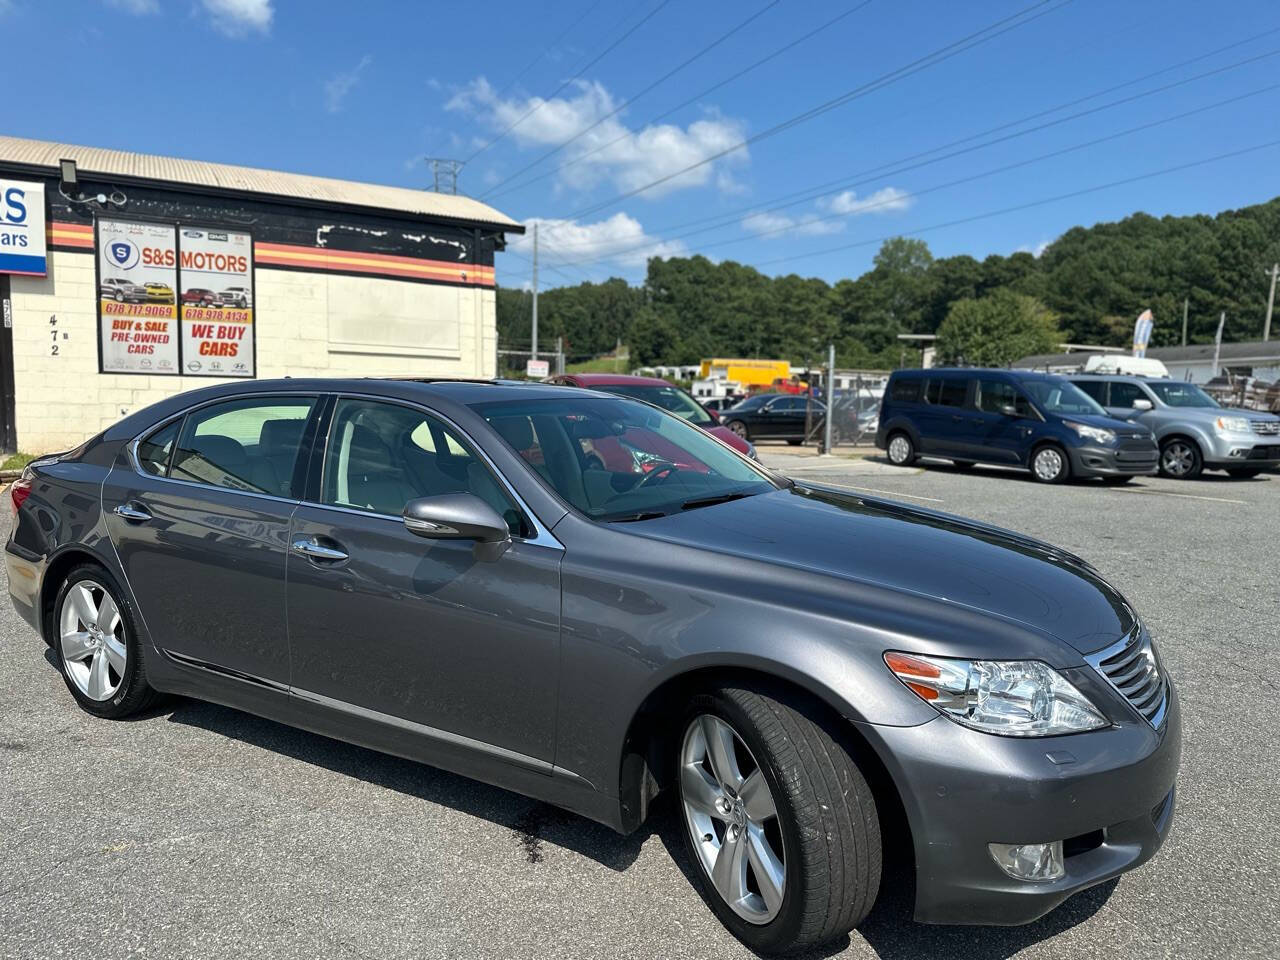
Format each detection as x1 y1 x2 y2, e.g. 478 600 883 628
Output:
1151 406 1279 423
705 424 752 454
631 485 1135 654
1072 412 1152 434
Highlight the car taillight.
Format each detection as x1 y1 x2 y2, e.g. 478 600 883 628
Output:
10 475 33 513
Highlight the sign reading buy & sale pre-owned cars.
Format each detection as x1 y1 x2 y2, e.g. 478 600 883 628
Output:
97 219 180 374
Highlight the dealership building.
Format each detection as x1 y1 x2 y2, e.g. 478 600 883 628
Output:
0 136 522 454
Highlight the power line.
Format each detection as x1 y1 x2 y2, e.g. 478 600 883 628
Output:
464 0 672 164
478 0 783 199
749 138 1280 269
562 0 1070 221
607 25 1280 247
488 0 608 104
483 1 876 203
543 44 1280 267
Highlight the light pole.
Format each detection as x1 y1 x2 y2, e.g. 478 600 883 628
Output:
1264 262 1278 342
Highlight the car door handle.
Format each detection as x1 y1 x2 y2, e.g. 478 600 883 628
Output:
113 503 153 523
291 537 349 562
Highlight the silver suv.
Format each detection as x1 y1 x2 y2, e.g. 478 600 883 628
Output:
1069 375 1280 479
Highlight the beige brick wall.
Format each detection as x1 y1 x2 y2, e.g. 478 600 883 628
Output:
7 250 497 453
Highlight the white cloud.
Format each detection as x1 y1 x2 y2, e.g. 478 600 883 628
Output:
324 55 372 113
105 0 159 13
446 77 748 198
202 0 272 35
741 210 843 238
742 187 912 240
510 213 685 269
821 186 913 216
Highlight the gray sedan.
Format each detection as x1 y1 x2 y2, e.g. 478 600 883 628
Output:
6 378 1180 954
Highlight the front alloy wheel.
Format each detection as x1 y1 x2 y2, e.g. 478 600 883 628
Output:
727 420 749 439
677 686 880 953
1159 440 1202 479
681 715 786 924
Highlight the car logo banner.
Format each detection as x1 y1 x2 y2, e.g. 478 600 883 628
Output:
97 219 179 374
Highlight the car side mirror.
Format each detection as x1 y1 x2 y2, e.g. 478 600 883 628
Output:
999 403 1020 418
1131 398 1153 411
403 494 510 545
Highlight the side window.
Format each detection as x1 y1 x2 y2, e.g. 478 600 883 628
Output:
890 378 921 402
171 396 316 497
933 379 968 407
978 380 1033 416
1109 381 1147 408
323 399 524 535
137 419 181 476
1073 380 1108 404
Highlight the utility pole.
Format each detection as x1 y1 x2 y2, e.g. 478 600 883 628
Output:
1181 297 1188 347
530 223 539 362
1264 262 1278 342
823 343 835 454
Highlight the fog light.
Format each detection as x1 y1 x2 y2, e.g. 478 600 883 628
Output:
988 841 1065 882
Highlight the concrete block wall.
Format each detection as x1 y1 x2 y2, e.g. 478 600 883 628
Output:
7 250 497 453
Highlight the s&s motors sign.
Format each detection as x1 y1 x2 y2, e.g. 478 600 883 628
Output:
0 178 47 276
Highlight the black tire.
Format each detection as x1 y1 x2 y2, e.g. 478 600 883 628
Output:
52 563 157 719
885 431 915 466
1029 443 1070 484
1158 438 1203 480
677 684 881 955
950 460 975 470
1225 467 1263 479
726 420 750 441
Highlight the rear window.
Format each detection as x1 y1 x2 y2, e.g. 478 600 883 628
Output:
889 378 921 402
1073 380 1108 404
925 378 968 407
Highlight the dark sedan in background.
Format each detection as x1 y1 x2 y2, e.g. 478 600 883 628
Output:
7 379 1178 954
719 392 826 444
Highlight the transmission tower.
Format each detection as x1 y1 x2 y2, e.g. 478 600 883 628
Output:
426 158 464 194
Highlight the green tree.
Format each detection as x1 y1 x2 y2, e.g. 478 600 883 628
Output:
936 290 1061 367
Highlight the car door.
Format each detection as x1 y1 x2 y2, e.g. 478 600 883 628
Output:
766 396 812 439
102 393 318 686
971 378 1037 463
285 396 562 768
914 377 971 455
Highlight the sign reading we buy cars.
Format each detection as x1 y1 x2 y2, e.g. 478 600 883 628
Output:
179 228 255 377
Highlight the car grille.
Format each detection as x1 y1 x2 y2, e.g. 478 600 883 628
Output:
1085 626 1168 729
1251 420 1279 436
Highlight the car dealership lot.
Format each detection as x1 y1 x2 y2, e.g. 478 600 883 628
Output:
1 464 1276 960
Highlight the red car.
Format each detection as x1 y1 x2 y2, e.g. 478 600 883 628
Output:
546 373 758 460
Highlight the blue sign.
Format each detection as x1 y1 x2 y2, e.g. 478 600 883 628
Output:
0 179 47 276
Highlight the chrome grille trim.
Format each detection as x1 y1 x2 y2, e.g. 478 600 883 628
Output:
1085 626 1168 729
1251 420 1279 436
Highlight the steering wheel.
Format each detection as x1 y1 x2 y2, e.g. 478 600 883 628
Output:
635 461 681 488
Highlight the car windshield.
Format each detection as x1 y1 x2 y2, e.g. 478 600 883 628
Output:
474 395 777 522
1146 381 1219 408
597 383 714 426
1022 378 1107 416
730 395 771 410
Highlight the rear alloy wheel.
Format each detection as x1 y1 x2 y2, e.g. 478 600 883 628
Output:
1159 439 1203 480
54 565 156 719
726 420 750 440
1031 445 1069 483
677 686 880 954
886 432 915 466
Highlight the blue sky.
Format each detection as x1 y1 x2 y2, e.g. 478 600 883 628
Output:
4 0 1279 290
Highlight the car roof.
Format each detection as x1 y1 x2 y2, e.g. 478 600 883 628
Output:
563 373 673 387
891 367 1059 380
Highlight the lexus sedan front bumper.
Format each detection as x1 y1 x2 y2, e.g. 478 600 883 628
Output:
861 679 1180 925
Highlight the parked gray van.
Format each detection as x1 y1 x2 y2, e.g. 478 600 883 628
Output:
1069 375 1280 479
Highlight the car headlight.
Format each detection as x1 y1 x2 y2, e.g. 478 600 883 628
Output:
1064 421 1115 444
1214 415 1250 434
884 652 1108 737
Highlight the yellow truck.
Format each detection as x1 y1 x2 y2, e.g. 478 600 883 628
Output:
698 358 791 389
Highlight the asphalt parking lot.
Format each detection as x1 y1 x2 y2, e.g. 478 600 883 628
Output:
2 456 1277 960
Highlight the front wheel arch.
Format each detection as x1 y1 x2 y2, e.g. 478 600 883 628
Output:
616 666 912 870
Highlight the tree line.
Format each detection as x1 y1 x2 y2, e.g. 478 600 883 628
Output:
496 196 1280 370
